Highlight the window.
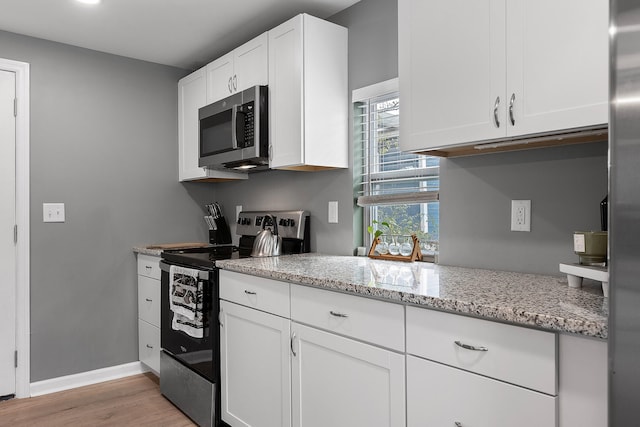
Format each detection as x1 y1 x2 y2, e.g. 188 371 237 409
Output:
354 79 439 261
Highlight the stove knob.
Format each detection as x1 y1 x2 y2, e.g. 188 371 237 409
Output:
237 218 242 225
279 218 286 226
243 218 251 225
289 219 295 227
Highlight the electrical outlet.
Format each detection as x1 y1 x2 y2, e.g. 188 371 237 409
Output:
511 200 531 232
328 201 339 224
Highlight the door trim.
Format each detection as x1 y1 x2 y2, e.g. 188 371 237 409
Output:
0 58 30 398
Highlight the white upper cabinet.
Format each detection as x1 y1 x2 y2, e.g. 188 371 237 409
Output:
178 68 248 182
505 0 609 137
399 0 609 153
206 33 268 103
268 14 348 170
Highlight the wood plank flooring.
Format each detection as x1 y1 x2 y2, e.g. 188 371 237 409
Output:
0 373 196 426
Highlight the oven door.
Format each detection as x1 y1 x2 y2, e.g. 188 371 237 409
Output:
160 261 220 383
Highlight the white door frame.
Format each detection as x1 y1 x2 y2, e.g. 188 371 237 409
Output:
0 58 30 398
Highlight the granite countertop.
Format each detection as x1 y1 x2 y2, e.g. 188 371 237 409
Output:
216 253 608 339
133 246 163 257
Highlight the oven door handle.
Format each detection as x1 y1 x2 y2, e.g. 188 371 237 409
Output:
159 260 210 280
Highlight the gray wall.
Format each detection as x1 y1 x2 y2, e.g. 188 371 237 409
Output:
439 142 608 274
0 30 214 381
209 0 399 254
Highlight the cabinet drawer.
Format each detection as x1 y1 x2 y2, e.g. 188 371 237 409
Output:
406 306 557 395
137 254 161 280
219 270 290 318
291 285 404 352
138 275 160 327
407 355 557 427
139 319 160 374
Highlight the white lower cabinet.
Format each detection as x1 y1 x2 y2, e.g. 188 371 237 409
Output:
290 322 406 427
137 254 161 374
219 300 291 427
138 319 160 373
407 355 557 427
218 271 604 427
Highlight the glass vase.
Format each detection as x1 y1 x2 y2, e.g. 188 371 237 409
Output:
399 235 413 256
388 235 400 255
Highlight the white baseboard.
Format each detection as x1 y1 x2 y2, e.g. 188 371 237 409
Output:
29 361 149 397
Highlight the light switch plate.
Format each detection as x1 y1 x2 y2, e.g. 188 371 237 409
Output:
43 203 65 223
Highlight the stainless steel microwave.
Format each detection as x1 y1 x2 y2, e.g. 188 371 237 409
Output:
198 85 269 171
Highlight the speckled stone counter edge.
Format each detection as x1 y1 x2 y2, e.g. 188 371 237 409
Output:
133 246 163 257
217 258 608 340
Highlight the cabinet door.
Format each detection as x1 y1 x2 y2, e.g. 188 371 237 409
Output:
407 355 557 427
220 301 291 427
138 319 160 374
206 52 235 103
506 0 608 137
291 322 405 427
234 33 268 93
398 0 506 152
178 68 208 181
268 15 304 168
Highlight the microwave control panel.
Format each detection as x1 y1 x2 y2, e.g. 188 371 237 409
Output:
239 102 255 148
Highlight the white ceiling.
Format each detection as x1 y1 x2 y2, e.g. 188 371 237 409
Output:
0 0 360 70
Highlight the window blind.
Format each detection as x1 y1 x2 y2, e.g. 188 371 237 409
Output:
354 91 439 207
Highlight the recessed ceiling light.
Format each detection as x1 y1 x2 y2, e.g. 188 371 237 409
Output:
76 0 101 5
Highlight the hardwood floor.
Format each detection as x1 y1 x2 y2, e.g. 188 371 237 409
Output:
0 373 196 426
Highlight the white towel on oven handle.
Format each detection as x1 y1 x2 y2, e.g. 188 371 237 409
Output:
168 264 201 321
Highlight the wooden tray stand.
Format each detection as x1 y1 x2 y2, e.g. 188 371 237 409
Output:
368 234 423 262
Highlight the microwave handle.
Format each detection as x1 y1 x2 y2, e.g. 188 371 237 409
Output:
231 104 245 149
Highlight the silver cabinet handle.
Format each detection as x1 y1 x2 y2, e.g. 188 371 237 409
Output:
329 311 348 318
219 310 224 328
145 298 152 302
455 340 488 352
228 77 233 93
291 332 297 357
493 96 500 128
244 290 257 295
145 265 152 270
509 93 516 126
233 74 237 91
146 344 153 349
455 422 463 427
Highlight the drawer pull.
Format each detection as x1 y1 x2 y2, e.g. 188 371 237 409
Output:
455 422 463 427
454 340 488 352
146 344 153 349
145 266 152 270
244 290 257 295
145 298 152 302
329 310 348 318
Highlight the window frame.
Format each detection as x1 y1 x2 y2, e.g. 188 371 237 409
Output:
353 78 439 262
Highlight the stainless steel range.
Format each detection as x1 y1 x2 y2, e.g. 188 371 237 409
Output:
159 210 309 427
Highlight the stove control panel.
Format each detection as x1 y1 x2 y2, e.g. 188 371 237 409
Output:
236 210 309 240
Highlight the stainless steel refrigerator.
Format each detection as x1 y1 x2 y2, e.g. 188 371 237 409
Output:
610 0 640 424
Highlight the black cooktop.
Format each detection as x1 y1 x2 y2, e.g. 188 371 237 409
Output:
161 245 248 269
